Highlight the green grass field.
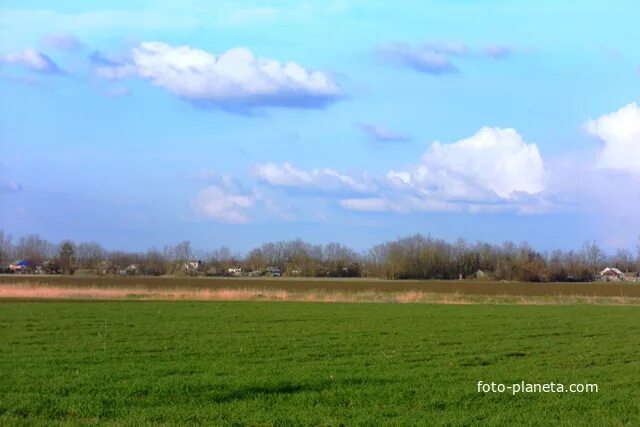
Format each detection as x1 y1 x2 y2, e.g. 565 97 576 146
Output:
1 301 639 425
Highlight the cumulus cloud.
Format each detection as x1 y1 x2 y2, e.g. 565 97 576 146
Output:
0 49 61 73
341 127 545 214
192 184 255 223
95 41 342 111
390 127 544 199
254 163 374 193
585 102 640 174
42 33 83 52
355 122 410 142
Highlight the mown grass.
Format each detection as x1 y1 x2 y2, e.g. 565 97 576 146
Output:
1 301 639 425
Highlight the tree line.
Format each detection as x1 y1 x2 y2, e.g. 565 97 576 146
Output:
1 230 638 281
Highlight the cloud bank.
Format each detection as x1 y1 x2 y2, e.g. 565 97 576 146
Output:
254 128 546 215
192 103 637 224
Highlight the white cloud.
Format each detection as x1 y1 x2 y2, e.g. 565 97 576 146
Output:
192 185 255 223
254 163 373 193
0 49 61 73
585 102 640 174
96 41 342 110
388 127 544 200
340 127 546 214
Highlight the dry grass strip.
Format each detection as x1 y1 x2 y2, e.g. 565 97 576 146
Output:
2 284 640 306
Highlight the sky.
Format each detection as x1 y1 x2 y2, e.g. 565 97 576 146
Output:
0 0 639 253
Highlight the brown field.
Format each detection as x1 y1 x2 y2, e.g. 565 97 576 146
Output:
1 275 639 305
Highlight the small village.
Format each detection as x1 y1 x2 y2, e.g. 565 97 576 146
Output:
3 258 349 279
4 258 639 283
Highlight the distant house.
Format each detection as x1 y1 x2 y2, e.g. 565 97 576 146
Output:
182 260 202 275
183 260 202 272
227 267 243 277
9 260 30 273
265 266 282 277
120 264 139 276
598 267 624 281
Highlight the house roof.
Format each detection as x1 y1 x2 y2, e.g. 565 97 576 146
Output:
10 260 29 267
600 267 623 276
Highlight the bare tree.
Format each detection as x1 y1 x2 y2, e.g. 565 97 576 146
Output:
0 230 14 265
611 249 634 272
173 241 192 262
16 234 54 266
76 242 106 270
246 248 267 272
582 241 605 274
58 241 75 274
143 248 167 275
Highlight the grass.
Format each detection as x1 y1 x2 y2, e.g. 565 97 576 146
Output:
1 301 639 425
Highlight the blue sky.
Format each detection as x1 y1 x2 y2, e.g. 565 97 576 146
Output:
1 0 639 253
